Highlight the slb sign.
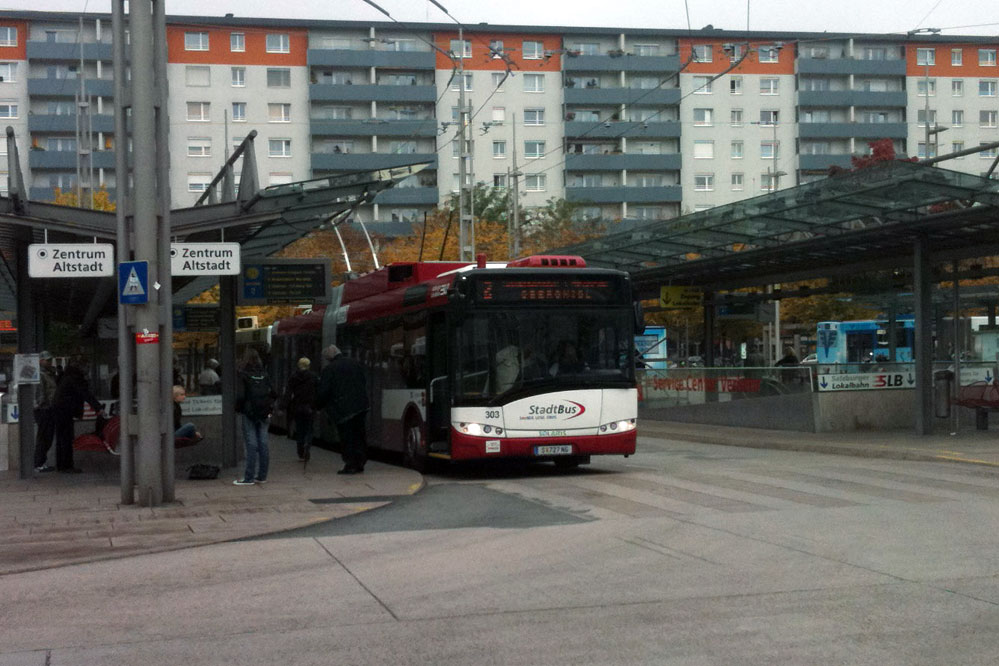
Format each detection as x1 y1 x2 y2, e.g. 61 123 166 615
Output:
29 244 114 278
660 286 703 309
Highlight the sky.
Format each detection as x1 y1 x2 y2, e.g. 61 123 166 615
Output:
0 0 997 37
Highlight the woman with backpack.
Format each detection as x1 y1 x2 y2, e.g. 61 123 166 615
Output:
234 347 277 486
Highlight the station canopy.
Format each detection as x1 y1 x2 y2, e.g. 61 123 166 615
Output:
553 161 999 298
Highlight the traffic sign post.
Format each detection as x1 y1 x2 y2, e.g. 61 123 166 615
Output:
118 261 150 305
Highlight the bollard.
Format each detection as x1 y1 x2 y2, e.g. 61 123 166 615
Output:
976 408 989 431
933 369 953 419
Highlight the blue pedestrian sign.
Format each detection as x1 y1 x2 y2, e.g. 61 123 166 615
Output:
119 261 149 305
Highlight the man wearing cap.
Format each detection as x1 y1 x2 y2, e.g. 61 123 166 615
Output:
32 351 59 473
316 345 369 474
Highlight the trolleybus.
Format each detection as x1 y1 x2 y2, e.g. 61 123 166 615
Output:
270 255 639 469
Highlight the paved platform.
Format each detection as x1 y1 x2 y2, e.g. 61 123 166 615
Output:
640 420 999 468
0 436 423 576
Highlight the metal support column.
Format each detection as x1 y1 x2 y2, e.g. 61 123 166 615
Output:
219 275 238 469
703 293 715 368
16 236 36 479
913 238 934 435
952 261 961 433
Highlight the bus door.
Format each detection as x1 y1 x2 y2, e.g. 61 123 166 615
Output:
427 311 450 451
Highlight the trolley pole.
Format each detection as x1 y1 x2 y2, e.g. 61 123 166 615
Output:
457 27 474 261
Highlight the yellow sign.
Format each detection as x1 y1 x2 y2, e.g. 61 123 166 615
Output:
660 286 703 309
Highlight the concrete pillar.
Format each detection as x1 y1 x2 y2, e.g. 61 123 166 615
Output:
913 238 934 435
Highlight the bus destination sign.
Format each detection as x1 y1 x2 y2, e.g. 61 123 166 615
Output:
475 277 621 304
238 259 331 305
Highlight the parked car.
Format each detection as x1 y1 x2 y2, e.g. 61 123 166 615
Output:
801 353 817 364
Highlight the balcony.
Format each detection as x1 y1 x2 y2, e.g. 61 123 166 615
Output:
308 49 435 69
797 57 906 76
798 90 907 107
26 41 113 61
311 152 437 171
310 118 437 138
798 154 855 170
564 120 680 139
565 87 680 106
798 122 907 139
565 185 682 204
28 113 115 133
28 149 116 169
373 187 439 205
565 153 681 171
563 53 681 73
309 83 436 104
28 78 114 98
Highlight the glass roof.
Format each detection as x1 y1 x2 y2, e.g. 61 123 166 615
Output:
555 162 999 273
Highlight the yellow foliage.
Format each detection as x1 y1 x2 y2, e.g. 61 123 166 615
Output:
51 185 116 212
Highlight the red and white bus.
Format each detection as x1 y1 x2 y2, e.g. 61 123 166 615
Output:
269 255 638 469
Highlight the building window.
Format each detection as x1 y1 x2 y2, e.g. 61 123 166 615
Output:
980 143 999 158
693 108 713 126
918 79 936 96
693 140 714 159
981 110 998 128
727 44 745 62
184 32 209 51
694 173 714 191
266 33 290 54
231 66 245 87
524 141 545 158
489 39 504 56
450 73 473 91
268 103 291 122
953 109 964 126
980 49 997 66
185 65 210 87
916 48 935 66
730 108 744 126
187 137 211 157
230 32 245 52
525 174 546 191
917 109 937 126
758 46 779 63
730 77 743 94
731 173 744 190
761 173 779 190
491 72 506 90
523 40 544 59
0 62 16 83
730 140 744 159
267 68 291 88
952 48 963 66
760 109 778 125
634 44 659 56
493 140 506 157
186 102 210 122
268 139 291 157
0 27 16 47
523 74 544 93
692 76 712 94
491 107 505 123
953 79 964 96
952 141 964 157
692 44 712 62
524 108 545 125
187 172 212 192
389 140 417 154
760 78 779 95
761 140 779 159
492 173 507 188
980 80 997 97
269 173 294 186
632 206 661 220
450 39 471 58
231 102 246 121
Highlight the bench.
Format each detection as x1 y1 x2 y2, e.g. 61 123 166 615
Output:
73 415 200 454
952 381 999 430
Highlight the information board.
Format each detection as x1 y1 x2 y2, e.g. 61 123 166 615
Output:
238 259 331 305
817 372 916 392
173 306 221 332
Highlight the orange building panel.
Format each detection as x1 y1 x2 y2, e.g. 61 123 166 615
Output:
0 20 29 61
678 38 794 75
433 32 562 71
167 25 307 66
907 43 999 76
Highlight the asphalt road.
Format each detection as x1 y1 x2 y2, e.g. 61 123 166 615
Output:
4 435 999 665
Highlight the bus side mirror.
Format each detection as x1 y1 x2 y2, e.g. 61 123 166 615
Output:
633 302 645 332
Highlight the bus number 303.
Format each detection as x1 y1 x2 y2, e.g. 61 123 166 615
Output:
485 410 501 419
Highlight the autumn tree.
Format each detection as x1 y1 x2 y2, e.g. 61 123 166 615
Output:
52 185 116 211
520 197 605 255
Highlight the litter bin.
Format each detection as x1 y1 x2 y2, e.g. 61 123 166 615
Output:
934 369 953 419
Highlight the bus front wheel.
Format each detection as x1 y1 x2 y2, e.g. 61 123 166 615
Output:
403 415 427 472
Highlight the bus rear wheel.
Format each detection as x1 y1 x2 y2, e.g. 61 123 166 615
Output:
403 415 427 472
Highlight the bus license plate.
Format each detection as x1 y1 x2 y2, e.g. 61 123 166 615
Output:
535 445 573 456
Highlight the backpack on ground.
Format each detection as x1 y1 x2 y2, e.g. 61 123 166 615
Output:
242 372 275 420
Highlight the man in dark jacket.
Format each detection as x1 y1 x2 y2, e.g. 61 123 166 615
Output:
316 345 369 474
51 359 104 473
33 351 59 472
283 357 319 461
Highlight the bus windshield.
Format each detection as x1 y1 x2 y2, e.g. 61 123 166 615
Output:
455 309 634 402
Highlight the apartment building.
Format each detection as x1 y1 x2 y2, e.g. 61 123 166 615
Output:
2 9 999 231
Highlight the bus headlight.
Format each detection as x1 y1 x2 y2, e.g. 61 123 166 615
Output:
598 419 636 434
456 423 503 437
